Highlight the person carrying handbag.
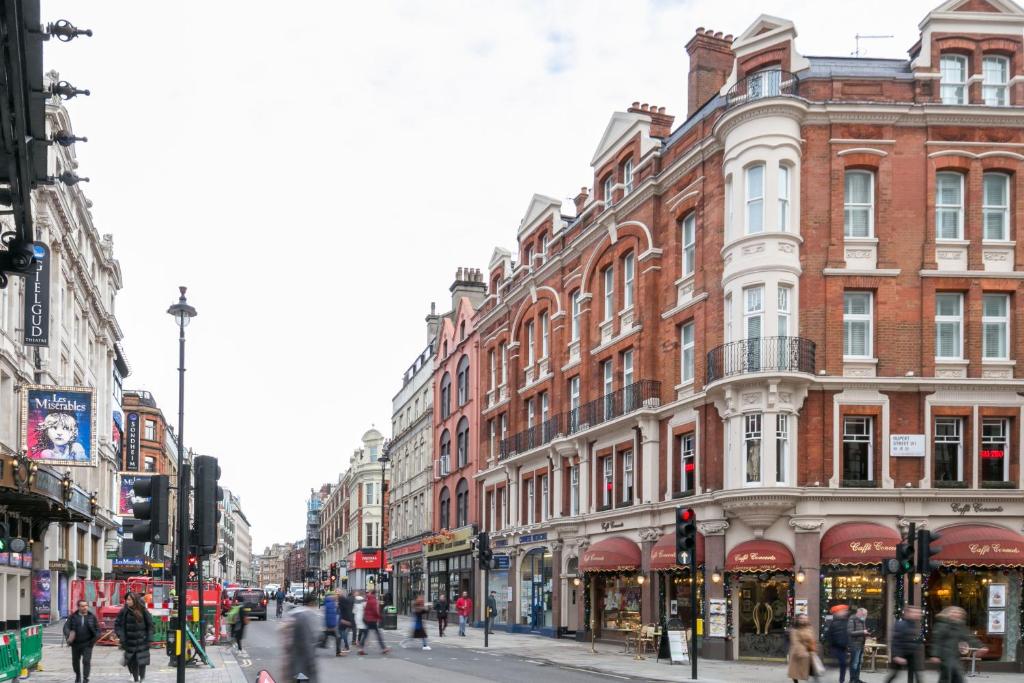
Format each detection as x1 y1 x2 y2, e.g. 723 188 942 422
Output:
787 614 822 682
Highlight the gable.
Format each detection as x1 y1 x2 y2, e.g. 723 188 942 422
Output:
590 111 656 169
913 0 1024 68
938 0 1023 14
517 194 562 238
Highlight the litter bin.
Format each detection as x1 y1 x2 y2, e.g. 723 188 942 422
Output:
381 606 398 630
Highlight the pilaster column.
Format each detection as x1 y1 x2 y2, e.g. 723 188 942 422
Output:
640 417 659 504
790 518 824 635
552 457 564 518
639 527 661 625
698 520 729 660
551 540 564 632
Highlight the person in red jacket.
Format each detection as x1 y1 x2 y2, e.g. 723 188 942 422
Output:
455 591 473 637
358 591 390 656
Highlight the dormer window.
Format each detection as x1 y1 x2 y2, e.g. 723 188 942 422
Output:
538 233 547 261
940 54 967 105
623 159 634 195
603 175 614 207
983 55 1009 106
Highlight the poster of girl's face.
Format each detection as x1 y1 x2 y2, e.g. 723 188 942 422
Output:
22 386 95 466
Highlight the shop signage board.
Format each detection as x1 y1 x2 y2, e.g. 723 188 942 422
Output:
890 434 925 457
519 533 548 544
22 243 50 347
708 598 727 638
493 555 510 570
667 629 689 663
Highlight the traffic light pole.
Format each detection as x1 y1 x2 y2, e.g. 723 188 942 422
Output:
484 566 489 649
197 551 204 646
174 317 189 683
690 542 698 681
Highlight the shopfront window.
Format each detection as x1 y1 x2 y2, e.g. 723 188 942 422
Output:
926 569 1021 662
521 548 553 629
821 568 887 642
981 419 1009 484
597 574 642 633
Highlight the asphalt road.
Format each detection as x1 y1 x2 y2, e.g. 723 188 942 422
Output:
236 607 651 683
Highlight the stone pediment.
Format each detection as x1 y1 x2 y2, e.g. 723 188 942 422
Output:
934 0 1023 15
590 111 654 169
517 194 562 239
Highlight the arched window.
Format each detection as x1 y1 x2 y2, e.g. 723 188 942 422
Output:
456 355 470 406
439 429 451 474
456 478 469 527
440 372 452 419
456 417 469 468
459 320 466 341
439 486 451 530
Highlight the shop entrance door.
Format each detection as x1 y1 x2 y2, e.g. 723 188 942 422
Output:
737 574 790 660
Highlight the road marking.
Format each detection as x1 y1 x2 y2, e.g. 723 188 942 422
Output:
558 665 629 679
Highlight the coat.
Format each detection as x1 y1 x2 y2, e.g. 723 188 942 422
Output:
114 607 153 667
434 597 449 618
787 625 817 681
929 616 977 670
890 618 921 660
352 599 366 629
455 597 472 618
825 615 850 649
337 595 354 628
285 606 318 683
363 594 381 624
323 596 339 629
63 611 99 647
847 614 868 649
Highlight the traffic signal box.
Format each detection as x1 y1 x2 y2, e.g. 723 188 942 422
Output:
917 529 942 574
675 507 696 565
193 456 223 555
132 475 170 544
477 531 493 570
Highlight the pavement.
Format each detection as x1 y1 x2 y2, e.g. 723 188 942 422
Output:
25 610 1024 682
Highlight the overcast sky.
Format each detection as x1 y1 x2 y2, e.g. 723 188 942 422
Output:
43 0 934 554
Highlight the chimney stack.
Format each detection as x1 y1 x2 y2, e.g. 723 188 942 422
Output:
685 27 734 117
627 102 675 138
425 301 441 345
449 266 487 312
573 186 589 216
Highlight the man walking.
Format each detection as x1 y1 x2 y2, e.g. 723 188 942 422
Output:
929 606 986 683
825 605 851 683
847 607 870 683
336 590 354 655
485 591 498 634
285 593 318 683
358 590 390 655
318 591 341 654
63 600 99 683
435 593 449 637
885 606 924 683
455 591 472 637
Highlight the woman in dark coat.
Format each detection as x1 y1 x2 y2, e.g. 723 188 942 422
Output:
115 592 153 682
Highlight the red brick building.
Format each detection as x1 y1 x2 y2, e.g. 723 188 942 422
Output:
466 0 1024 664
429 269 487 605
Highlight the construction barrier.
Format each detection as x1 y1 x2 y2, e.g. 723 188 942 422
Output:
0 632 19 682
70 580 125 612
18 626 41 671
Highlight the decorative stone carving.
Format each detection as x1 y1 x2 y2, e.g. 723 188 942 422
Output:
936 367 966 378
575 537 590 552
845 249 872 259
721 496 796 530
778 392 792 404
742 243 765 255
778 242 795 254
789 518 824 533
698 520 729 536
937 250 961 260
551 540 564 552
984 251 1008 262
639 527 662 543
982 366 1013 379
742 392 760 405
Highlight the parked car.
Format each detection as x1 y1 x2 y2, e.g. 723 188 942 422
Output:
287 587 306 603
236 588 268 620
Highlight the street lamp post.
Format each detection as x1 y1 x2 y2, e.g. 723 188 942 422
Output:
378 440 391 601
167 287 196 683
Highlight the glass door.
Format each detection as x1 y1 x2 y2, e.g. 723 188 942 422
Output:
737 574 790 659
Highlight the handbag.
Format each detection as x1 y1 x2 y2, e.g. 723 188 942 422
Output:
811 653 826 676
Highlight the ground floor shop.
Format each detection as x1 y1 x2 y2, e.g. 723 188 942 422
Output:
425 526 476 609
387 539 426 615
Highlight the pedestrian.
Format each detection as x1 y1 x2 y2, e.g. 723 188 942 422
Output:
318 591 341 654
114 592 153 683
486 591 498 635
929 606 986 683
285 593 319 683
885 606 924 683
275 587 285 618
358 590 390 655
435 593 449 637
353 592 367 648
225 595 248 651
336 590 354 656
847 607 870 683
412 593 430 651
455 591 472 637
787 614 821 682
825 605 850 683
64 599 99 683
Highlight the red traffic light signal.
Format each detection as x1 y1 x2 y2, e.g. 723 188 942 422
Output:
675 507 697 565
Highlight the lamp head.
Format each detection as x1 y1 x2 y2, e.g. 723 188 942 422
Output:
167 286 197 327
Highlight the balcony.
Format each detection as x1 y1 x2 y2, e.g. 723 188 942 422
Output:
706 336 816 384
499 380 661 460
725 70 800 110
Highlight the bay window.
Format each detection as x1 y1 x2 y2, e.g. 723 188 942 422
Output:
746 164 765 234
776 414 789 484
778 164 790 230
744 413 762 484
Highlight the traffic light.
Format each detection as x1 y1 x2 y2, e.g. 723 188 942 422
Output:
193 455 223 554
896 541 915 574
0 522 27 553
917 529 942 574
186 554 198 583
477 531 493 570
675 507 696 565
132 475 170 544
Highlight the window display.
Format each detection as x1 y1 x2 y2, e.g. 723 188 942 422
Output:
599 575 642 631
926 569 1021 662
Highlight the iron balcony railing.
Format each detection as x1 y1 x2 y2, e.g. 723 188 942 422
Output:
705 336 816 383
725 69 800 110
498 380 662 460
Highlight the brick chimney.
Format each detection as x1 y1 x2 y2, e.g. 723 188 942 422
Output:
450 267 487 311
685 28 734 117
627 101 675 138
573 186 589 215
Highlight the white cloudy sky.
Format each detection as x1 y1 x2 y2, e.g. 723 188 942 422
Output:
42 0 934 552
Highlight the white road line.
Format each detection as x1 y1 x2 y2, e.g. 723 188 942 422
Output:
558 665 629 679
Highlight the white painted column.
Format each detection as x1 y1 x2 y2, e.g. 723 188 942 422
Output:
578 441 591 514
552 459 563 519
640 417 659 504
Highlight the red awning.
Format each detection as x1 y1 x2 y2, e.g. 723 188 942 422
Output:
820 523 901 565
650 532 705 570
933 524 1024 567
726 540 794 572
580 537 641 573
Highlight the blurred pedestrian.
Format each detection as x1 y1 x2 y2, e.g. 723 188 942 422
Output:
336 590 354 655
412 593 430 650
318 592 341 654
455 591 472 637
274 588 285 618
358 590 389 655
847 607 870 683
486 591 498 635
885 606 924 683
825 605 850 683
435 593 449 637
353 592 367 648
929 606 986 683
64 600 99 683
285 593 319 683
787 614 820 682
114 592 152 683
225 595 247 651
